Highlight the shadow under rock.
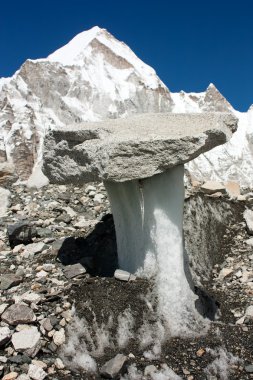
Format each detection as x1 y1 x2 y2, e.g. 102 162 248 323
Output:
57 213 118 277
57 213 219 321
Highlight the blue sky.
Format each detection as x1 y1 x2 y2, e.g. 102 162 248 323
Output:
1 0 252 111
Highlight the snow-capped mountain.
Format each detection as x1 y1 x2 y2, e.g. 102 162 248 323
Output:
0 26 173 181
0 26 252 188
170 87 253 189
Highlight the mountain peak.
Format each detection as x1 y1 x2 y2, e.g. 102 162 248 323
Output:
204 83 232 112
47 26 108 65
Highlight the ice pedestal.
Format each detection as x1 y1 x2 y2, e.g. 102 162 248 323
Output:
42 113 238 335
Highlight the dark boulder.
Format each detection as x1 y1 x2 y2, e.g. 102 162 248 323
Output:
7 221 36 248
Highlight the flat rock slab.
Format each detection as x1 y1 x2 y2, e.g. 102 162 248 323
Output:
2 304 36 325
23 242 47 257
0 274 23 290
63 263 86 279
43 113 237 183
12 326 41 358
100 354 127 379
200 181 226 194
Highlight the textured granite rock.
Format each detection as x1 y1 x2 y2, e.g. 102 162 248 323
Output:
2 304 36 326
11 326 41 358
43 113 237 183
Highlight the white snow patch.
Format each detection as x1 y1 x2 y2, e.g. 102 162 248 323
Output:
117 308 134 348
26 164 49 189
47 26 103 65
120 364 182 380
204 347 241 380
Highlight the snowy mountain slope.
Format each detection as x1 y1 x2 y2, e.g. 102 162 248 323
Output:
187 108 253 188
170 87 253 188
0 26 173 180
0 26 253 187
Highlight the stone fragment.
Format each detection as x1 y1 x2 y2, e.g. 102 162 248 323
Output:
0 356 7 363
244 209 253 235
218 268 233 280
0 274 23 290
51 238 66 256
236 316 245 325
16 267 26 278
245 238 253 246
28 364 47 380
114 269 136 282
245 305 253 319
196 348 205 357
73 217 97 228
238 194 247 201
42 263 55 272
41 318 53 332
13 244 25 254
62 206 76 217
0 162 17 186
63 263 86 279
200 181 226 195
0 326 11 347
0 303 8 315
7 221 36 248
100 354 127 379
61 310 72 322
245 365 253 373
23 242 47 257
225 181 240 197
0 187 11 217
94 193 105 204
79 196 89 205
21 292 41 304
86 185 96 193
208 191 224 198
36 270 48 279
48 342 57 353
31 360 47 369
55 358 65 369
2 304 36 325
12 326 41 358
53 328 65 346
16 375 30 380
2 372 18 380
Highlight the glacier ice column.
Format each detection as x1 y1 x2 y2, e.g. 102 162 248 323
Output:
105 165 185 274
105 165 206 335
